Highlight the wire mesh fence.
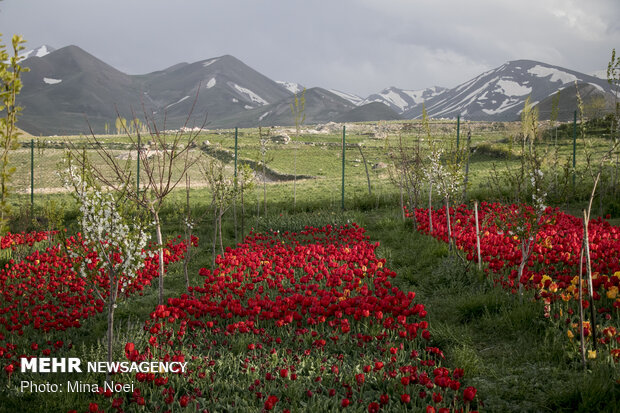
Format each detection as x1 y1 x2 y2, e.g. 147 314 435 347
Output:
11 114 620 213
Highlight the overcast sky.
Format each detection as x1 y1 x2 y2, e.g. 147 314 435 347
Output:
1 0 618 97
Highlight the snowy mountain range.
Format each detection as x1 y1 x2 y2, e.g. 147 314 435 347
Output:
14 45 617 135
404 60 615 121
361 86 447 114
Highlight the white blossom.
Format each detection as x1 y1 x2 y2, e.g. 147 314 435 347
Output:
62 165 151 283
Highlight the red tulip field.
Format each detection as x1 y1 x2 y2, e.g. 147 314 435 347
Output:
0 231 187 372
1 225 480 412
408 203 620 370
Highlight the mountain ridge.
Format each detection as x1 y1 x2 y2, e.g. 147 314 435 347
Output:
14 45 617 135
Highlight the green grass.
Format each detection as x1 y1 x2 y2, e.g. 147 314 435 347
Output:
12 118 620 221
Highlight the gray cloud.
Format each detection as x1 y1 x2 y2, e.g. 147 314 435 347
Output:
1 0 617 97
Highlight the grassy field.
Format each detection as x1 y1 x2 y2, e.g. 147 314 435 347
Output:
12 118 620 209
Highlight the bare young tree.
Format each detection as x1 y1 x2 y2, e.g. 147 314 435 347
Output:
72 100 205 305
200 156 252 269
257 127 273 217
291 88 306 209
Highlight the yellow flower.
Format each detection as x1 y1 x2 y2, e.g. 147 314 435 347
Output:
607 286 618 300
549 283 558 293
587 350 597 359
567 330 574 340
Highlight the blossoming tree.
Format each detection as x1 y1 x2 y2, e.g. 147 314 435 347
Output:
63 165 150 376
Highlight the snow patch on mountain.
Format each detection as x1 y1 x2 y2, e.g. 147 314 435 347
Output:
589 83 605 93
206 77 216 88
277 81 304 94
454 67 496 93
202 58 219 68
230 83 268 105
482 98 523 115
329 89 364 106
43 77 62 85
165 95 190 109
431 80 493 117
495 79 532 96
402 86 445 104
20 45 53 60
360 86 448 115
528 65 578 84
259 111 270 122
378 89 409 112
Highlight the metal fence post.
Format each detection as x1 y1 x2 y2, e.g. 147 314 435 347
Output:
234 127 238 178
137 134 141 192
573 110 577 188
341 125 346 211
30 139 34 214
456 115 460 150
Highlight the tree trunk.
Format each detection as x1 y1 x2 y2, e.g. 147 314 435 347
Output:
428 182 433 234
106 275 118 383
445 197 452 251
212 204 218 270
233 195 238 244
241 180 245 239
293 144 297 209
578 246 587 369
462 130 471 202
583 174 600 350
154 210 164 306
399 175 405 221
184 176 191 291
218 210 224 256
517 238 533 297
183 232 191 292
583 209 597 352
474 201 482 271
262 155 267 217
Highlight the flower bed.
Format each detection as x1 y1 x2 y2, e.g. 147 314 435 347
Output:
0 231 187 378
91 225 479 412
408 203 620 367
